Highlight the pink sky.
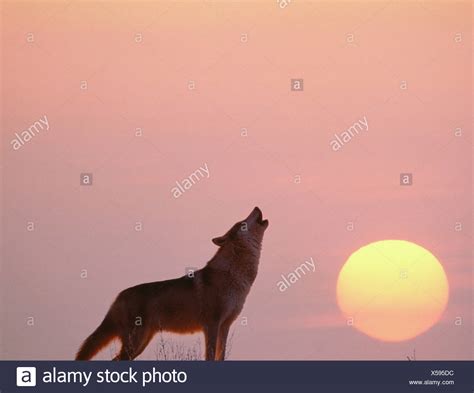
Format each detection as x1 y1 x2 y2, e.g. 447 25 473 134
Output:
1 0 472 360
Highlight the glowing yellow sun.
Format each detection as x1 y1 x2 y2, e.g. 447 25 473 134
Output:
337 240 449 342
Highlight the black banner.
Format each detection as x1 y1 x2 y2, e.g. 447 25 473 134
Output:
2 361 472 393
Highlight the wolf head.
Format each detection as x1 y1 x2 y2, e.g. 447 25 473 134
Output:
212 207 269 252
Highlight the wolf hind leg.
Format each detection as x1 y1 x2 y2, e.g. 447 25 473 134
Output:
113 327 155 360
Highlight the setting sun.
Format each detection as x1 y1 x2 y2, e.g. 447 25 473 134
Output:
337 240 449 342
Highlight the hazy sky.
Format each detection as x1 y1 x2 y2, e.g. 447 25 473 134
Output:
1 0 472 360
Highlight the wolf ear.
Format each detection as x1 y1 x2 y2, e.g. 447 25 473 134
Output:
212 235 227 246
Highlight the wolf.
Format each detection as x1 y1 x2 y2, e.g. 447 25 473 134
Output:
75 207 268 361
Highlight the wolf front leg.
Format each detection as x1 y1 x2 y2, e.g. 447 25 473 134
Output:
216 321 231 361
204 323 219 360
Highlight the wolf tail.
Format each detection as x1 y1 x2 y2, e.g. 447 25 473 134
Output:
75 318 116 360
